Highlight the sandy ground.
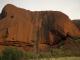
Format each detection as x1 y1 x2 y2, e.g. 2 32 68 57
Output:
32 57 80 60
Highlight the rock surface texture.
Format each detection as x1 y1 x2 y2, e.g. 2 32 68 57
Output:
73 20 80 29
0 4 80 51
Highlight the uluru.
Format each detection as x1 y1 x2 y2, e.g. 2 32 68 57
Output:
0 4 80 53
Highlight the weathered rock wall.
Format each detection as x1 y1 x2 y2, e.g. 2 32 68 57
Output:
0 4 80 51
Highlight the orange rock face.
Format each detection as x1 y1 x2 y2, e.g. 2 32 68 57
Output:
0 4 80 51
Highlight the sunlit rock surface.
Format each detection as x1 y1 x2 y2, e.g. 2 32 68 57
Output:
0 4 80 51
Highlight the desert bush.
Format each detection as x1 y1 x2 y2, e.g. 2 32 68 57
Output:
1 47 23 60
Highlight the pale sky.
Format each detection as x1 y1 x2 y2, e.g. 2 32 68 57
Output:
0 0 80 20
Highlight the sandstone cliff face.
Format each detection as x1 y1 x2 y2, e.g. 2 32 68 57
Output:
0 4 80 51
0 4 33 43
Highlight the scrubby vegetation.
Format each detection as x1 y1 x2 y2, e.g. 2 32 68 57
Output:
0 39 80 60
0 47 23 60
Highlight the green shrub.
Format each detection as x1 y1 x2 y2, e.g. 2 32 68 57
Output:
1 47 23 60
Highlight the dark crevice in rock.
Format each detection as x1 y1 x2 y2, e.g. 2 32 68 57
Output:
11 16 14 18
0 9 7 20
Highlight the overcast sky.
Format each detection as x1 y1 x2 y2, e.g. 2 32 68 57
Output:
0 0 80 20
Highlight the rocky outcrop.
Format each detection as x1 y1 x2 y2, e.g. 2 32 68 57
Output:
73 20 80 29
0 4 80 51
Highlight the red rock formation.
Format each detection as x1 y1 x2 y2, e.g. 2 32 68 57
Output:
0 4 80 51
